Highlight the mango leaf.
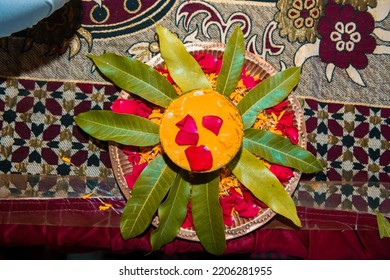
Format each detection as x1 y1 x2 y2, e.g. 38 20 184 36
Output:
74 110 159 146
121 155 177 239
237 67 301 130
150 170 191 251
88 53 177 108
216 26 245 97
377 212 390 238
243 129 323 173
156 25 212 93
228 148 301 227
191 171 226 255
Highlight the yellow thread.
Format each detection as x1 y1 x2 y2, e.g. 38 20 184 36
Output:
61 156 72 164
82 193 93 199
99 203 112 211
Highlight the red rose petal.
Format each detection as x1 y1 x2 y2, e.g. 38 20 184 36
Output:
284 126 299 145
184 145 213 172
122 145 141 165
156 68 174 84
239 203 261 218
265 101 289 114
176 114 198 134
111 98 138 114
223 215 235 226
194 53 222 74
124 162 148 189
111 98 152 118
242 75 258 90
175 129 199 146
278 111 294 127
202 115 223 135
270 164 294 182
135 99 153 118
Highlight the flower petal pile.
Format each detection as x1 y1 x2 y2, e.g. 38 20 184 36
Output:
75 25 322 255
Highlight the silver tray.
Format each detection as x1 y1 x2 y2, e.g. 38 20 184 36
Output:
109 42 306 241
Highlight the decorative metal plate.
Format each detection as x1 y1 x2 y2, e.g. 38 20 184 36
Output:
109 42 306 241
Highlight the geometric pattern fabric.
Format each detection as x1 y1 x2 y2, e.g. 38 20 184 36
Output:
1 77 389 214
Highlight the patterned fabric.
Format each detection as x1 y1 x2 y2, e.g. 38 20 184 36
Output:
1 78 389 215
0 0 389 240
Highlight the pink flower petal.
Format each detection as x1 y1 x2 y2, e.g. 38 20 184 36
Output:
242 188 268 209
202 115 223 135
270 164 294 182
175 130 199 146
111 98 138 114
284 126 299 145
242 75 258 90
111 98 152 118
265 101 289 114
239 203 261 218
194 53 222 74
135 99 153 118
223 215 235 226
124 162 148 189
156 68 174 84
182 203 193 228
184 145 213 172
240 64 247 78
121 145 141 165
176 114 198 134
278 111 294 127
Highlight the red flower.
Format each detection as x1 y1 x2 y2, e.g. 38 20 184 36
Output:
274 110 299 145
239 65 261 90
124 162 148 189
270 164 294 183
156 68 174 84
242 75 258 90
265 101 288 114
122 145 141 165
111 98 152 118
193 53 222 74
317 1 376 69
182 203 193 228
284 126 299 145
220 187 261 226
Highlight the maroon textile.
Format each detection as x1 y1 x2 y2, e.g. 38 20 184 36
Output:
1 224 389 259
1 199 389 259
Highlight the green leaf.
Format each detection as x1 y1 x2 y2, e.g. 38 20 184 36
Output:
191 171 226 255
120 155 177 239
156 25 212 93
74 110 159 146
216 26 245 97
377 212 390 239
237 67 301 130
150 170 191 251
243 129 323 173
228 148 301 227
88 53 177 108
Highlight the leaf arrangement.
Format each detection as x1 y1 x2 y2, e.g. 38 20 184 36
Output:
75 25 323 255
